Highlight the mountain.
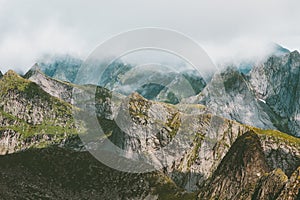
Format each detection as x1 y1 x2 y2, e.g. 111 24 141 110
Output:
222 43 291 75
186 50 300 137
199 131 300 199
0 70 82 154
199 131 270 199
185 66 276 130
37 54 83 83
38 56 206 104
24 64 75 104
250 50 300 136
0 69 299 199
0 53 299 199
272 43 291 57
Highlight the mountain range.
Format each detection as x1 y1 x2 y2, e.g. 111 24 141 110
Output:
0 45 299 199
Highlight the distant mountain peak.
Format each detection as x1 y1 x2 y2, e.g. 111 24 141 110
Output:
24 63 44 79
289 50 300 58
37 54 83 83
271 43 290 56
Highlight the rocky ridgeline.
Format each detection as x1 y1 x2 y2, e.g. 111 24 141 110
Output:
0 66 299 199
24 64 75 104
198 131 300 199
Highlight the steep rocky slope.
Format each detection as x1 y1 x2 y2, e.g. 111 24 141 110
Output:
185 67 275 130
24 64 75 104
186 50 300 137
198 131 270 199
198 131 300 200
252 168 288 200
38 57 206 104
276 167 300 199
250 50 300 136
0 69 299 199
0 70 81 154
74 86 300 193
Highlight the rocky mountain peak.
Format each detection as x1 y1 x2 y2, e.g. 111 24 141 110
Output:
182 49 300 137
37 54 83 83
22 64 75 103
23 63 43 78
290 50 300 58
185 66 275 130
288 50 300 66
0 61 299 199
271 43 290 57
198 131 270 199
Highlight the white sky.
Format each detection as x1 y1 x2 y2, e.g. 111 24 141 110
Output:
0 0 299 72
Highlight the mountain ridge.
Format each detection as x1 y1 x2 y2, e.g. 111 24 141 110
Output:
0 50 299 199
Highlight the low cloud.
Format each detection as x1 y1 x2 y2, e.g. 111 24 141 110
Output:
0 0 299 73
0 19 87 73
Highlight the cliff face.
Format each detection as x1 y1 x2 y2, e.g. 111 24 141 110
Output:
0 68 299 199
198 130 300 200
185 67 275 130
277 167 300 199
0 70 81 154
186 51 300 138
198 131 270 199
250 51 300 136
252 168 288 200
24 64 75 104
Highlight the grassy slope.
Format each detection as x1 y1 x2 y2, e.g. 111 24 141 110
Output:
0 70 79 148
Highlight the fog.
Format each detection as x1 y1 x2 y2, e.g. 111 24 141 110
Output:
0 0 299 72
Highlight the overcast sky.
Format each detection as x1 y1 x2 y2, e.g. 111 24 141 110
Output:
0 0 299 72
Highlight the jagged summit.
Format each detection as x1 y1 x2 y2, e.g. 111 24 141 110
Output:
0 70 2 78
22 63 75 103
23 63 44 79
0 58 299 199
37 54 83 83
271 43 290 56
199 131 270 199
289 50 300 59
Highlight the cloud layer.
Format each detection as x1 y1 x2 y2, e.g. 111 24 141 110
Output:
0 0 299 72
